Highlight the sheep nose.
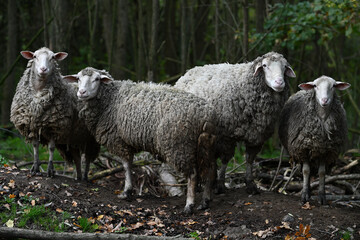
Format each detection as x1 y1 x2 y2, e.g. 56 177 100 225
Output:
40 67 48 72
275 78 283 85
321 98 329 105
79 89 87 95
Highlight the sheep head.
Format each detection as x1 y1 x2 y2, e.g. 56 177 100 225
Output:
21 47 67 80
254 52 296 92
298 76 350 108
64 67 113 101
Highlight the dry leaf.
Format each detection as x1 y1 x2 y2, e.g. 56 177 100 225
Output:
97 215 104 220
31 200 36 206
130 222 144 230
9 194 16 199
72 201 78 207
56 208 64 213
8 180 15 188
5 219 14 228
4 204 10 210
65 190 72 197
301 202 314 210
244 202 252 206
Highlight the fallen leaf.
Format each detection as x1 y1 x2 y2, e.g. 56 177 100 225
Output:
5 219 14 228
19 192 25 197
97 215 104 220
31 200 36 206
114 190 121 195
9 194 16 199
8 180 15 188
301 202 314 210
72 201 78 207
4 204 10 210
244 202 252 206
65 190 72 197
130 222 144 230
265 219 269 224
56 208 64 213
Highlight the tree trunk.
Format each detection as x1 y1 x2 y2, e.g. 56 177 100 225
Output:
1 0 18 125
215 0 220 62
242 0 249 60
255 0 265 33
180 0 189 74
147 0 159 82
137 0 145 81
163 0 178 78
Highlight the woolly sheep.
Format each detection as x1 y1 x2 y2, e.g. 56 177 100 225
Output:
10 47 100 180
64 67 217 213
175 52 296 194
279 76 350 204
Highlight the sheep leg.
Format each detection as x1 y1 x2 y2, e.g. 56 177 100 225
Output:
318 160 326 205
82 152 91 182
245 145 261 194
215 162 228 194
184 170 197 214
198 163 216 210
47 139 55 177
30 140 41 175
73 150 82 181
301 162 311 203
118 158 133 199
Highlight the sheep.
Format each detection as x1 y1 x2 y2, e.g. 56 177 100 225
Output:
63 67 217 213
10 47 100 181
175 52 296 194
279 76 350 204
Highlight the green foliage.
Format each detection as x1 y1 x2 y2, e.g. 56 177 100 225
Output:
76 217 99 233
0 154 8 166
0 195 72 232
188 231 201 240
251 0 360 51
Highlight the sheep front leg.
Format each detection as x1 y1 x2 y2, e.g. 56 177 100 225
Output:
30 140 41 175
118 158 133 199
301 161 311 203
198 164 216 210
47 139 55 177
184 170 197 214
318 160 326 205
82 152 91 181
245 145 261 194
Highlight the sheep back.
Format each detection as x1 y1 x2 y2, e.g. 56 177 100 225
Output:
80 80 216 177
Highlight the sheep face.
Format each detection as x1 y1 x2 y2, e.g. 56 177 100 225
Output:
298 76 350 107
254 54 296 92
64 68 112 101
21 47 68 79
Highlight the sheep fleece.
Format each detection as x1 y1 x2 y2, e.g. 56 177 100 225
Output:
279 90 347 169
79 80 216 177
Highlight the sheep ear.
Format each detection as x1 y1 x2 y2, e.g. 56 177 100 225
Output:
334 81 350 91
54 52 68 61
100 75 113 83
63 75 78 83
253 63 262 76
298 82 315 90
285 66 296 78
21 51 34 60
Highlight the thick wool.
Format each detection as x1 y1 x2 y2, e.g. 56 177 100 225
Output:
79 76 216 178
10 52 99 177
279 89 347 171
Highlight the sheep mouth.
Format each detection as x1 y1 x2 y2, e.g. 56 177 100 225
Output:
78 95 90 101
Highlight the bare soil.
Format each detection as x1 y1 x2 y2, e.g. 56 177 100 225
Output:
0 165 359 239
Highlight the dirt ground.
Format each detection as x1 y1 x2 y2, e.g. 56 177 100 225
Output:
1 165 359 240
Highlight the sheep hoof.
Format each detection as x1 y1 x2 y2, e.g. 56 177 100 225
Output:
118 190 132 200
47 162 54 177
30 164 40 175
197 199 210 210
301 191 311 203
245 182 259 195
214 183 226 194
318 194 327 205
183 204 194 215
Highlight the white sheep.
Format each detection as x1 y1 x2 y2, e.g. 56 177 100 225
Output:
279 76 350 204
175 52 296 194
64 67 217 213
10 47 100 180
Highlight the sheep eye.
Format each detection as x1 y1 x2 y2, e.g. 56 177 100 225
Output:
262 64 267 68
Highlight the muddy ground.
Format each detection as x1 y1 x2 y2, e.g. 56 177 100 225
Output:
0 165 359 240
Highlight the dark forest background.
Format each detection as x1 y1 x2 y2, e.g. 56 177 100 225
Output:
0 0 359 150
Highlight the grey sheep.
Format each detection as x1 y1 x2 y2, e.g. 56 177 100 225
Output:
175 52 296 194
64 67 217 213
10 47 100 180
279 76 350 204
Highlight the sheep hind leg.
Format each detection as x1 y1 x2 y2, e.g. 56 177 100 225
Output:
215 161 227 194
184 170 197 214
245 145 261 194
118 158 133 199
47 139 55 177
198 163 216 210
30 140 41 175
318 160 326 205
82 152 91 182
301 162 311 203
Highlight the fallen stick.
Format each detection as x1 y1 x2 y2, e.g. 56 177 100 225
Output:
333 159 359 174
16 161 66 168
310 195 360 201
0 227 189 240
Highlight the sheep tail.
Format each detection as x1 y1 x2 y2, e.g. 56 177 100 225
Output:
197 122 217 182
